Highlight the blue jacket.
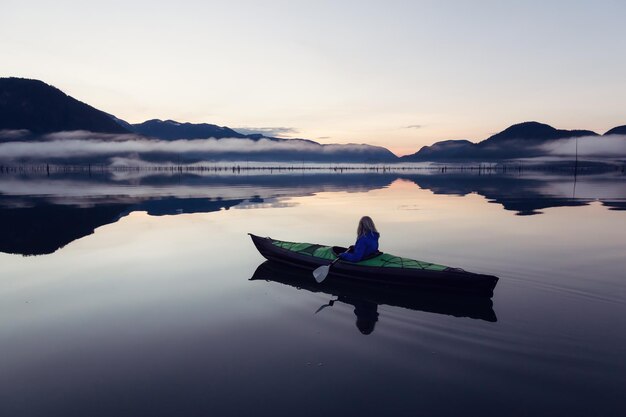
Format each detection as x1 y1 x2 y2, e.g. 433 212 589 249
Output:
339 232 380 263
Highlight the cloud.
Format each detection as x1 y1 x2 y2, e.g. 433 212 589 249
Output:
233 127 298 138
0 131 384 161
405 124 423 129
42 130 145 142
0 129 30 140
541 135 626 158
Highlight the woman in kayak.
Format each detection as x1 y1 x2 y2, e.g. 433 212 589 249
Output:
339 216 380 262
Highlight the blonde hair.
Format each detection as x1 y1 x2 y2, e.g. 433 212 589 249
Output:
357 216 378 237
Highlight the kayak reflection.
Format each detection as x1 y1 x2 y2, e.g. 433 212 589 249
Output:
250 261 497 335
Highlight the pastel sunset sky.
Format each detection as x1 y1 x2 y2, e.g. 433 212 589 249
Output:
2 0 625 155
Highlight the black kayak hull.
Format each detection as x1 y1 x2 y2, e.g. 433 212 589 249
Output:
249 234 499 296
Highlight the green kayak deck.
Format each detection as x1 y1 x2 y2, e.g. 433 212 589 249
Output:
272 239 450 272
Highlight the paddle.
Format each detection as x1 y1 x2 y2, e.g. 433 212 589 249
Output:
313 257 341 283
314 299 336 314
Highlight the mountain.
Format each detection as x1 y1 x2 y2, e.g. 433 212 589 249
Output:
130 119 246 140
124 119 397 161
473 122 599 160
0 78 397 162
604 125 626 135
108 114 135 132
185 139 399 163
479 121 597 145
401 140 474 162
402 122 601 161
0 77 130 134
1 77 619 163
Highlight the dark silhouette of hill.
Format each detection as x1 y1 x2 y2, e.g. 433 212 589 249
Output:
401 122 601 161
129 119 314 142
403 139 474 161
479 121 597 145
0 77 130 134
604 125 626 135
130 119 246 140
108 114 135 132
126 119 397 162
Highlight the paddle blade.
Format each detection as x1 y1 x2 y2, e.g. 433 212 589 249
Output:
313 265 330 283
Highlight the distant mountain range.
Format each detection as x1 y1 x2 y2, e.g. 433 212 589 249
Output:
0 78 396 163
131 119 245 140
401 121 622 162
0 77 623 163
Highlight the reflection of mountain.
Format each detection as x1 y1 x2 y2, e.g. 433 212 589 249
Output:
0 200 130 256
251 261 497 330
0 170 624 255
0 173 395 256
130 197 244 216
400 173 597 216
0 196 246 256
602 201 626 211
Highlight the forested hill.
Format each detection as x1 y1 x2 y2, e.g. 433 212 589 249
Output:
0 78 130 134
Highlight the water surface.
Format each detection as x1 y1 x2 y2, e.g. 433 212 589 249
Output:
1 169 624 416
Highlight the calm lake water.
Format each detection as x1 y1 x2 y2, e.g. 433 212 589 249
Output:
1 168 625 417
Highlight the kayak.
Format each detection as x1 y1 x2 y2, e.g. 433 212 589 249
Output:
251 261 497 322
248 234 499 296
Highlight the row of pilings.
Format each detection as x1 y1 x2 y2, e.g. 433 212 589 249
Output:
0 163 623 175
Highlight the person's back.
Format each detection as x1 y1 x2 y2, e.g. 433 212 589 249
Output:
339 216 380 263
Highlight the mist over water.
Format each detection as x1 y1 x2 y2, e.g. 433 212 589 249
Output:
541 134 626 158
0 169 624 417
0 130 396 164
1 130 624 164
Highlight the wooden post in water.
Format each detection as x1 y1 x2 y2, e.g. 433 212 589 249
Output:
574 136 579 174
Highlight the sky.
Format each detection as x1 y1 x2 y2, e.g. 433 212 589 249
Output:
1 0 625 156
